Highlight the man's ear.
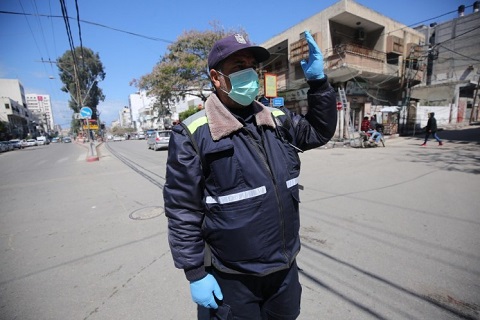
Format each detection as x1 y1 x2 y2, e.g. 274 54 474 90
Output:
210 69 220 88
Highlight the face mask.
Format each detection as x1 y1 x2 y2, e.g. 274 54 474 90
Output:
219 68 259 106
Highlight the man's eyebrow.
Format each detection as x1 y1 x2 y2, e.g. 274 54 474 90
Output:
232 58 257 67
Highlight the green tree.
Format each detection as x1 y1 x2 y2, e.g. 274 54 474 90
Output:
179 105 204 122
0 120 9 140
57 47 106 132
133 24 248 116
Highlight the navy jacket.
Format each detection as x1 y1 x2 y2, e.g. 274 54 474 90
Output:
164 78 337 281
426 113 438 132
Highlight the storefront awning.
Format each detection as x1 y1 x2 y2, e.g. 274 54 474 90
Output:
380 106 399 112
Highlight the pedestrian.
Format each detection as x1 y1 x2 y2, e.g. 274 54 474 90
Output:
163 31 337 320
368 115 381 143
369 114 377 130
360 116 370 132
421 112 443 146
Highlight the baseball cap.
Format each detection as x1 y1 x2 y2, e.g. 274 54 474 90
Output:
208 34 270 70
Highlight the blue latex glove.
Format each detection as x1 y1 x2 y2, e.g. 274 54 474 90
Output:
190 274 223 309
300 30 325 80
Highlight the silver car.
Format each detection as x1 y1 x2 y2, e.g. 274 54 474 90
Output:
147 130 171 151
25 139 37 147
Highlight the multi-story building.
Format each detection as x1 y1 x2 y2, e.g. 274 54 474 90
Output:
129 91 156 131
119 106 133 128
259 0 426 137
259 0 480 136
133 90 203 131
411 2 480 126
0 79 37 139
26 94 55 134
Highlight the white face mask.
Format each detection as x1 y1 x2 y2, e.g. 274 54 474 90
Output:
218 68 259 106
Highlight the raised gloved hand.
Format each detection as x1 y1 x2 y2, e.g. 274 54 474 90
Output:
300 30 325 80
190 274 223 309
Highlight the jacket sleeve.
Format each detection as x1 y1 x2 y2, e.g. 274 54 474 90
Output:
163 125 207 282
426 118 432 130
288 76 337 150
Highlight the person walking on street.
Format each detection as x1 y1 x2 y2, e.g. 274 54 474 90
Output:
163 31 337 319
421 112 443 146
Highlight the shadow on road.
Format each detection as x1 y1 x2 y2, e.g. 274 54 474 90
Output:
403 125 480 144
395 126 480 175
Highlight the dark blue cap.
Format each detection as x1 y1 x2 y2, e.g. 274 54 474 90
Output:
208 34 270 70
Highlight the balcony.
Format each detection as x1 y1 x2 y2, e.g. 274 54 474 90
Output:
325 44 400 84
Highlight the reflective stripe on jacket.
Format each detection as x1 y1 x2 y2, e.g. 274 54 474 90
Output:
164 78 337 281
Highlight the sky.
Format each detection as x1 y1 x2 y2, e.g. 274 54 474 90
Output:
0 0 469 128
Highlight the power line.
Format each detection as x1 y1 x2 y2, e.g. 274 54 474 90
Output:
382 4 474 37
73 0 86 70
0 9 174 43
437 43 480 62
17 1 45 64
59 0 82 107
30 0 53 62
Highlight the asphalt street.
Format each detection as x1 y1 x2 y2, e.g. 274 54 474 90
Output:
0 126 479 320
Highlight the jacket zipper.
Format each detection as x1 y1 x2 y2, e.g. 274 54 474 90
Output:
242 127 289 262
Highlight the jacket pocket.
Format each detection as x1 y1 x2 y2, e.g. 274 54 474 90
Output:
205 144 244 194
204 194 267 262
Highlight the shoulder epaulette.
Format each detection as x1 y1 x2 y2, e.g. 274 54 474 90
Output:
182 110 207 135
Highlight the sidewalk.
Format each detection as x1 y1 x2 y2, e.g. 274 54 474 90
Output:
326 123 479 149
74 139 103 161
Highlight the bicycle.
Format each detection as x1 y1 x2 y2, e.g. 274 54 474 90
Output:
359 127 385 148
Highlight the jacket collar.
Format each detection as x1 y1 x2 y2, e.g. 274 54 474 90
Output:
205 93 276 141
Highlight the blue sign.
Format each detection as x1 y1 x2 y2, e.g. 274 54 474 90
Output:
80 106 93 119
272 97 284 107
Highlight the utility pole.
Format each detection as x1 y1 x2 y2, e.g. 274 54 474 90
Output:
469 76 480 124
402 46 415 135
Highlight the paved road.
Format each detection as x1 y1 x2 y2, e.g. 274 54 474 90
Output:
0 126 478 320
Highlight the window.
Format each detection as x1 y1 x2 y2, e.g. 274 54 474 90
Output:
5 103 10 109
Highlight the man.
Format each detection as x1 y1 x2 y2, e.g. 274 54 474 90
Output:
368 115 381 144
164 31 337 319
421 112 443 146
360 116 370 132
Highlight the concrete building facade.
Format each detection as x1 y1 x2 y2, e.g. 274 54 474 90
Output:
118 106 133 128
411 2 480 126
26 94 55 134
129 91 156 131
258 0 480 137
0 79 37 139
131 91 202 131
259 0 426 138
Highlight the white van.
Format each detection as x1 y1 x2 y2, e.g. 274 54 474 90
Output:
36 136 49 145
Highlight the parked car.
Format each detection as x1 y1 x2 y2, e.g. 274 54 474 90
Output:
51 137 60 143
1 141 13 152
62 137 72 143
25 139 37 147
20 139 29 148
0 141 8 152
36 136 49 145
147 130 171 151
9 139 24 149
113 135 123 142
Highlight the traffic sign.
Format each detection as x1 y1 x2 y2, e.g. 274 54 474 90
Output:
272 97 284 107
336 102 343 110
83 124 99 130
80 106 93 119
